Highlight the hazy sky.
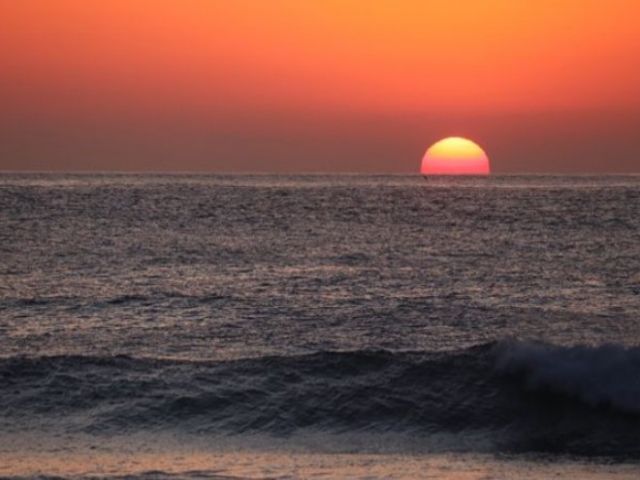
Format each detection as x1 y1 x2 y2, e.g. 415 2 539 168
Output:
2 0 639 173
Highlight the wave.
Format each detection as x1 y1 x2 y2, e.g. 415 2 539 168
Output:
495 341 640 414
1 340 639 456
3 292 231 309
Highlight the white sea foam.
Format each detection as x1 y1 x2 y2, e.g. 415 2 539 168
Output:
496 340 640 414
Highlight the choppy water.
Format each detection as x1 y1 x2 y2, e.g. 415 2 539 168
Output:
1 174 640 478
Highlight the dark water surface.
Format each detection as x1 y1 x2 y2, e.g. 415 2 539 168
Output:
1 174 639 478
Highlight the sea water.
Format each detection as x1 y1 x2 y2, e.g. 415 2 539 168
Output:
1 174 639 478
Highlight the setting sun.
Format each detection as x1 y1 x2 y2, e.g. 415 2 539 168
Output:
421 137 490 176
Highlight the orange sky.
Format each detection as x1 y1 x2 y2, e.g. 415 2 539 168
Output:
1 0 640 172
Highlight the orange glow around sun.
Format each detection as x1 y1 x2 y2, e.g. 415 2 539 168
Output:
1 1 639 117
421 137 490 176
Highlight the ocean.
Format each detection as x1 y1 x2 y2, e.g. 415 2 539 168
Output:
1 173 639 479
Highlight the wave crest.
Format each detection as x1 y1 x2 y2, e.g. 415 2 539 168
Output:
1 341 640 456
495 340 640 414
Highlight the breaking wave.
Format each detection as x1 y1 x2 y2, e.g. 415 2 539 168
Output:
1 340 639 456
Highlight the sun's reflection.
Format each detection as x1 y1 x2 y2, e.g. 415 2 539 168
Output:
1 449 639 479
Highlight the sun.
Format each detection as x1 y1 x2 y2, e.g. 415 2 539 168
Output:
421 137 490 176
